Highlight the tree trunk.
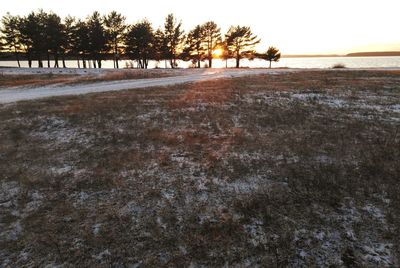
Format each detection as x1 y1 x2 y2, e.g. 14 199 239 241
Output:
269 60 272 68
82 57 86 68
54 53 59 68
208 57 212 68
236 56 240 68
14 48 20 68
38 53 43 68
27 52 32 68
97 60 102 69
114 42 119 69
77 57 81 69
93 59 97 69
47 52 51 68
62 54 66 68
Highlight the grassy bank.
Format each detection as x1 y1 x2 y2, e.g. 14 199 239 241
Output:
0 68 185 89
0 70 399 266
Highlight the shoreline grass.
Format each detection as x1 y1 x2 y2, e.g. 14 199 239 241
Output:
0 70 399 266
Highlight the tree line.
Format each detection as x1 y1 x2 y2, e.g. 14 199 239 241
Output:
0 10 281 69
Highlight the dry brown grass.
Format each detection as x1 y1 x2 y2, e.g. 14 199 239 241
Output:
0 69 181 89
0 70 399 267
0 73 78 88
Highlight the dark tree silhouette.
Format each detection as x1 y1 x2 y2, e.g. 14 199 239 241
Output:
73 19 90 68
1 10 275 70
104 11 126 69
163 14 184 68
45 12 64 68
61 16 77 68
86 12 108 68
225 25 260 68
183 25 205 68
1 13 22 67
262 46 281 68
202 21 221 68
125 20 155 69
219 40 232 68
153 28 167 67
18 12 43 67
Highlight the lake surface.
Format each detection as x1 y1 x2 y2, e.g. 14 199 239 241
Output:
1 56 400 69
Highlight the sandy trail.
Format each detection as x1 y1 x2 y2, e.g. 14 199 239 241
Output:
0 69 294 104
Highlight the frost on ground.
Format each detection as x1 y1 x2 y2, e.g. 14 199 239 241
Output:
0 70 399 266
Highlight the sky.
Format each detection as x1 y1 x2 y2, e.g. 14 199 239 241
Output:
1 0 399 55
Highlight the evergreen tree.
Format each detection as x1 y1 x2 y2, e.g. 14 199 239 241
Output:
61 16 77 68
125 20 155 69
18 12 43 67
225 25 260 68
86 11 108 68
261 46 281 68
73 19 90 68
163 14 184 68
1 13 22 67
183 25 205 68
104 11 126 68
201 21 221 68
153 28 167 67
219 40 232 68
44 12 64 68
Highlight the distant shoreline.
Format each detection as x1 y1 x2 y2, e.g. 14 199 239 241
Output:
1 52 400 61
283 51 400 58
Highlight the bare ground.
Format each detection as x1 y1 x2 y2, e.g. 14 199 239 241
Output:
0 70 400 267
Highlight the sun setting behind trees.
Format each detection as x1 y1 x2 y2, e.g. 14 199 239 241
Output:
0 11 280 69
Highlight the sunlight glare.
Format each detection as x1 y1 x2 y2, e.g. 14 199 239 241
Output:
212 48 223 57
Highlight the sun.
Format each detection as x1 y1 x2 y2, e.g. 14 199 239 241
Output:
212 48 223 57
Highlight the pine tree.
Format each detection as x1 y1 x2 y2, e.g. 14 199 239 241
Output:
163 14 184 68
225 25 260 68
104 11 126 68
125 20 155 69
44 12 64 68
183 25 205 68
262 46 281 68
201 21 221 68
153 28 166 64
1 13 22 67
86 11 108 68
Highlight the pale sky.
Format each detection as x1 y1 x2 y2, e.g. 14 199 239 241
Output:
1 0 399 54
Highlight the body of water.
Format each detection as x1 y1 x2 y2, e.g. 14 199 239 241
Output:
1 56 400 69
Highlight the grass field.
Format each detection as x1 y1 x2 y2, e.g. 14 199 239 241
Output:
0 70 399 266
0 68 185 89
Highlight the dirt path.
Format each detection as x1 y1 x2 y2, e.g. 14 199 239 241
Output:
0 69 294 104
